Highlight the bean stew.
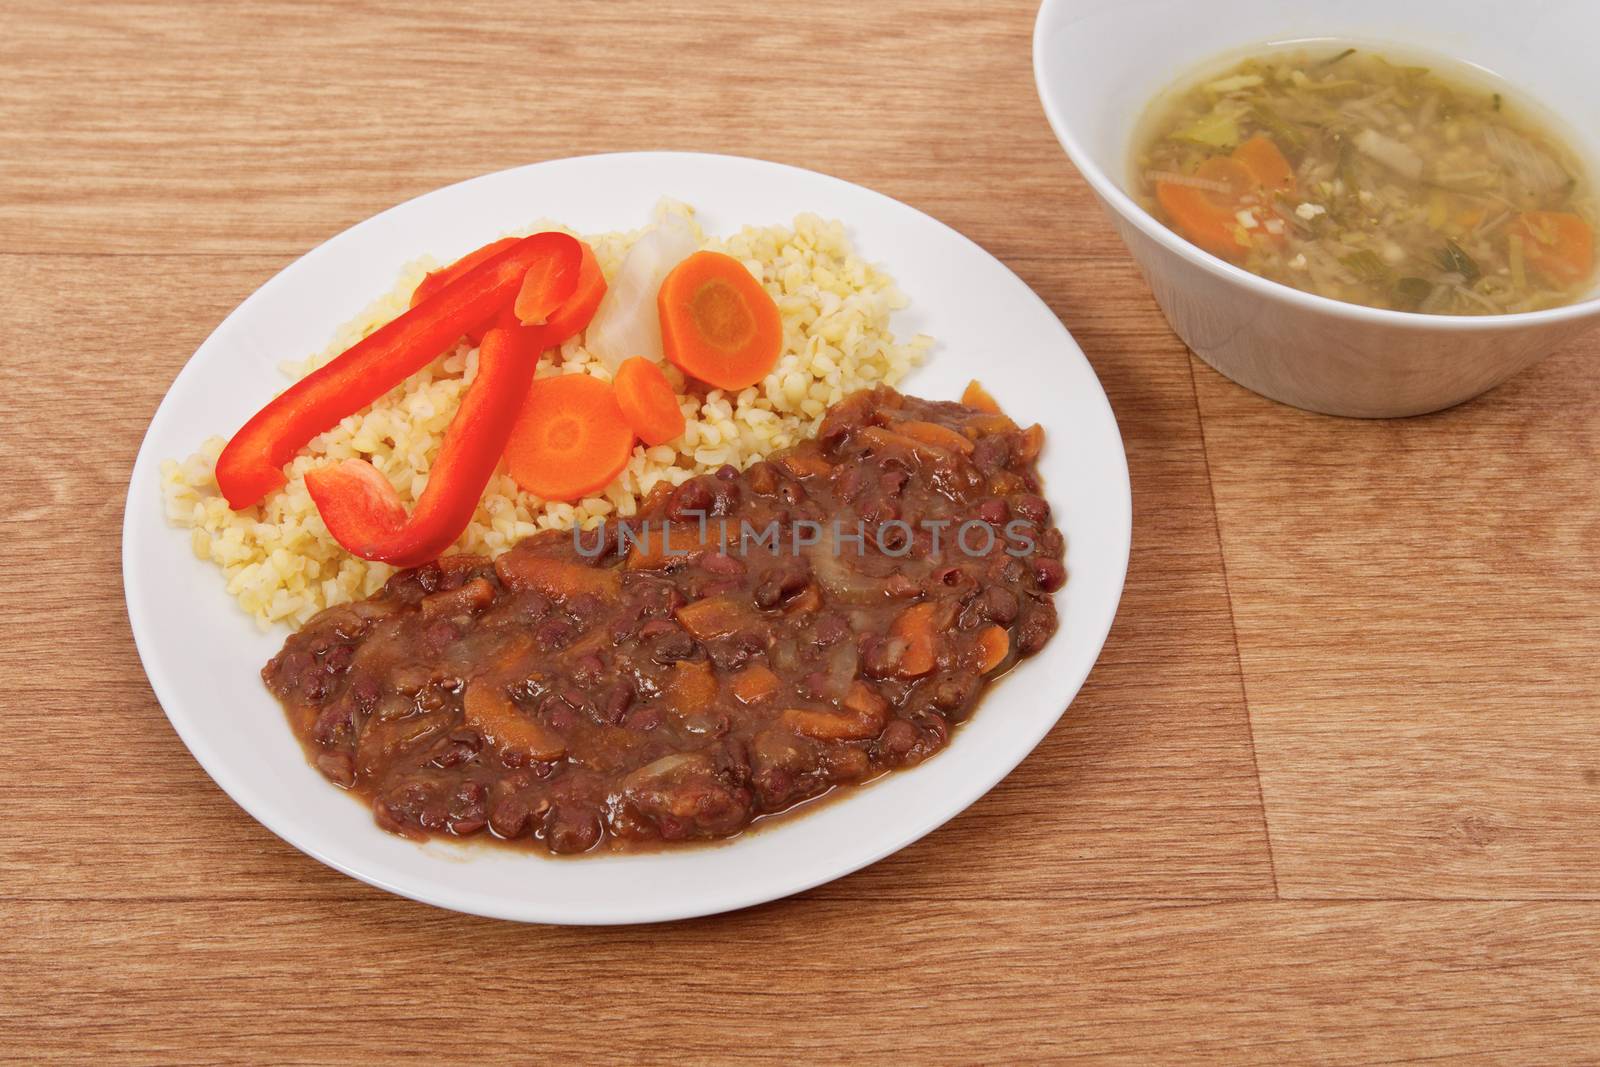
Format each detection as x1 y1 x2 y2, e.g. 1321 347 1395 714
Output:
264 385 1066 853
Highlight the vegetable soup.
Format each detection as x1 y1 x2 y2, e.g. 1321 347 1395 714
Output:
1132 45 1598 315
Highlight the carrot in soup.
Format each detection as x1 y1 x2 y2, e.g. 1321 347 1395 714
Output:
1155 156 1258 261
1511 211 1594 286
1233 135 1296 194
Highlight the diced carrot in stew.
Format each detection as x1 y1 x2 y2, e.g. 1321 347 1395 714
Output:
420 577 495 620
675 595 744 641
729 664 781 705
974 625 1010 674
493 553 620 601
462 678 567 761
776 448 834 479
782 682 889 741
1018 423 1045 463
962 379 1003 414
889 601 941 677
964 412 1019 435
625 520 723 570
666 660 719 712
859 425 958 465
783 703 886 741
895 420 975 455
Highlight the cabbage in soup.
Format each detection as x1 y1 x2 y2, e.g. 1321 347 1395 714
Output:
1132 46 1597 314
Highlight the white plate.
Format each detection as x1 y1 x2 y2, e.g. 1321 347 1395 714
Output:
124 152 1131 925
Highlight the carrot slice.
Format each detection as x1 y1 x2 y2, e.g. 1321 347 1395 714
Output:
889 602 940 677
784 585 822 615
1510 211 1594 287
974 625 1010 674
658 251 783 391
492 553 620 602
675 595 744 640
666 660 719 713
505 374 634 502
896 420 974 455
776 450 833 479
730 664 780 706
781 682 889 741
463 678 566 762
614 357 686 446
1156 156 1256 261
962 379 1003 414
519 238 606 346
1017 423 1045 463
624 520 723 570
1233 135 1295 194
409 238 520 309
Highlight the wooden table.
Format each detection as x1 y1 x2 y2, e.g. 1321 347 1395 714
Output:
6 2 1598 1061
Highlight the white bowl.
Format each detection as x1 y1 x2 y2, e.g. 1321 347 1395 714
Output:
1033 0 1600 417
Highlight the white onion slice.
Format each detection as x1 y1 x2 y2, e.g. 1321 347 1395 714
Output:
585 214 700 371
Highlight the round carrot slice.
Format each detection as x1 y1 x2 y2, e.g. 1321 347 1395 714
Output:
504 374 634 502
658 251 783 391
614 357 687 447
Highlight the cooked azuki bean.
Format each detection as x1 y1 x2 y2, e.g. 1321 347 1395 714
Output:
753 560 810 609
1033 557 1067 593
266 386 1066 854
665 478 715 522
1013 494 1051 525
1015 607 1057 655
543 802 603 854
489 795 532 839
977 497 1009 526
650 627 697 664
979 585 1020 625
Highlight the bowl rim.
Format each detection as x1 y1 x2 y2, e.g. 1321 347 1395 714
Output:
1030 0 1600 331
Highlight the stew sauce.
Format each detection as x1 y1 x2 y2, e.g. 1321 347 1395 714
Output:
264 386 1065 853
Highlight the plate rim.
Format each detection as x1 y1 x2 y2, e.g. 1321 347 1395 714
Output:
122 150 1132 924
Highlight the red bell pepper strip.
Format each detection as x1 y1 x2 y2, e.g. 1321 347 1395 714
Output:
519 238 607 343
481 238 609 348
215 231 581 509
408 237 521 309
303 326 539 568
419 235 605 349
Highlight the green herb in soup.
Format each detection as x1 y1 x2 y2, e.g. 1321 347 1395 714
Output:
1133 47 1598 314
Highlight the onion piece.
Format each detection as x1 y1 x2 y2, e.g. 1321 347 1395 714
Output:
585 213 700 371
1354 128 1425 181
1481 126 1569 197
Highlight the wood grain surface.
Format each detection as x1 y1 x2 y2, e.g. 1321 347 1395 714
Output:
3 1 1597 1062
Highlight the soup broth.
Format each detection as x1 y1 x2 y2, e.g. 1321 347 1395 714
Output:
1132 44 1597 314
